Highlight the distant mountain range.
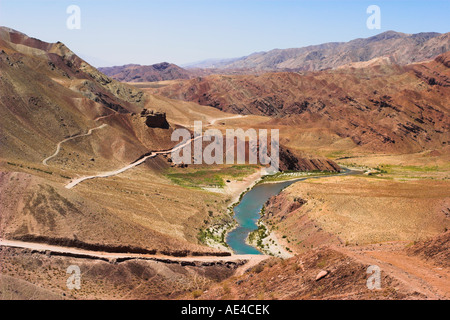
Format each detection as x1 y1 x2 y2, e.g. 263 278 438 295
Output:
98 62 192 82
187 31 450 71
101 31 449 82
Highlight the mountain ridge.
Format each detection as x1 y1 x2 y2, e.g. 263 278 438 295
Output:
185 30 449 71
101 30 450 82
99 62 193 82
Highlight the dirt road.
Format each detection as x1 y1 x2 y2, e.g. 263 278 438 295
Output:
335 245 450 299
64 134 203 189
43 124 107 166
0 239 269 272
64 115 246 189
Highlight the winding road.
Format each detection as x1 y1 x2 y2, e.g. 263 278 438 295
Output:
65 134 203 189
64 115 245 189
43 124 108 166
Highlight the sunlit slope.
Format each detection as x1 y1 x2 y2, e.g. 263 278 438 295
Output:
0 27 237 255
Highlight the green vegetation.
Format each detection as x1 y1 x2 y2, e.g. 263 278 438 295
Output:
7 161 53 175
247 205 286 256
191 290 202 299
197 219 235 249
165 165 258 188
258 170 338 183
198 228 225 245
325 150 351 159
316 258 328 268
248 223 268 249
362 164 449 180
376 164 442 173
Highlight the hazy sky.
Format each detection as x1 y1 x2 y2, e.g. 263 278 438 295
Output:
0 0 449 67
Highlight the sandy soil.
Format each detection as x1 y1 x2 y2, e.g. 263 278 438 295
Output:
202 169 264 204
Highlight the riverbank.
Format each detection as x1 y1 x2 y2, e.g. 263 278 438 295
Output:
199 222 235 254
205 168 349 256
225 169 265 205
200 169 266 252
247 219 293 258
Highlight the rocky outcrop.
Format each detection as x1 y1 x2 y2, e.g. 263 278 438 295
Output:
14 234 158 255
315 270 328 281
279 147 341 172
140 109 170 129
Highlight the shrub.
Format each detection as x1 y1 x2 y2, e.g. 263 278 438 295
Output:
192 290 202 299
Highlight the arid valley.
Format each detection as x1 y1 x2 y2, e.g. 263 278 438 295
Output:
0 1 449 304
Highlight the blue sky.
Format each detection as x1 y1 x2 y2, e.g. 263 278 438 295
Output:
0 0 449 67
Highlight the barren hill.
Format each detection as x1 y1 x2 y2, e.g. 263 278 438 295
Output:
0 27 234 255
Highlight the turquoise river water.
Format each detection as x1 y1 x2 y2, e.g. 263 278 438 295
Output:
226 169 356 254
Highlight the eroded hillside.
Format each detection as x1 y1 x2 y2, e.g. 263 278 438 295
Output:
148 52 450 154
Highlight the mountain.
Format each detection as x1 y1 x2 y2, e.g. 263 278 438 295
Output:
182 57 242 69
99 62 193 82
147 51 450 153
0 26 228 255
186 31 450 71
0 27 157 163
101 31 450 80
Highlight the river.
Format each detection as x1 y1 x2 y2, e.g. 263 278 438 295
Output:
226 169 358 254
